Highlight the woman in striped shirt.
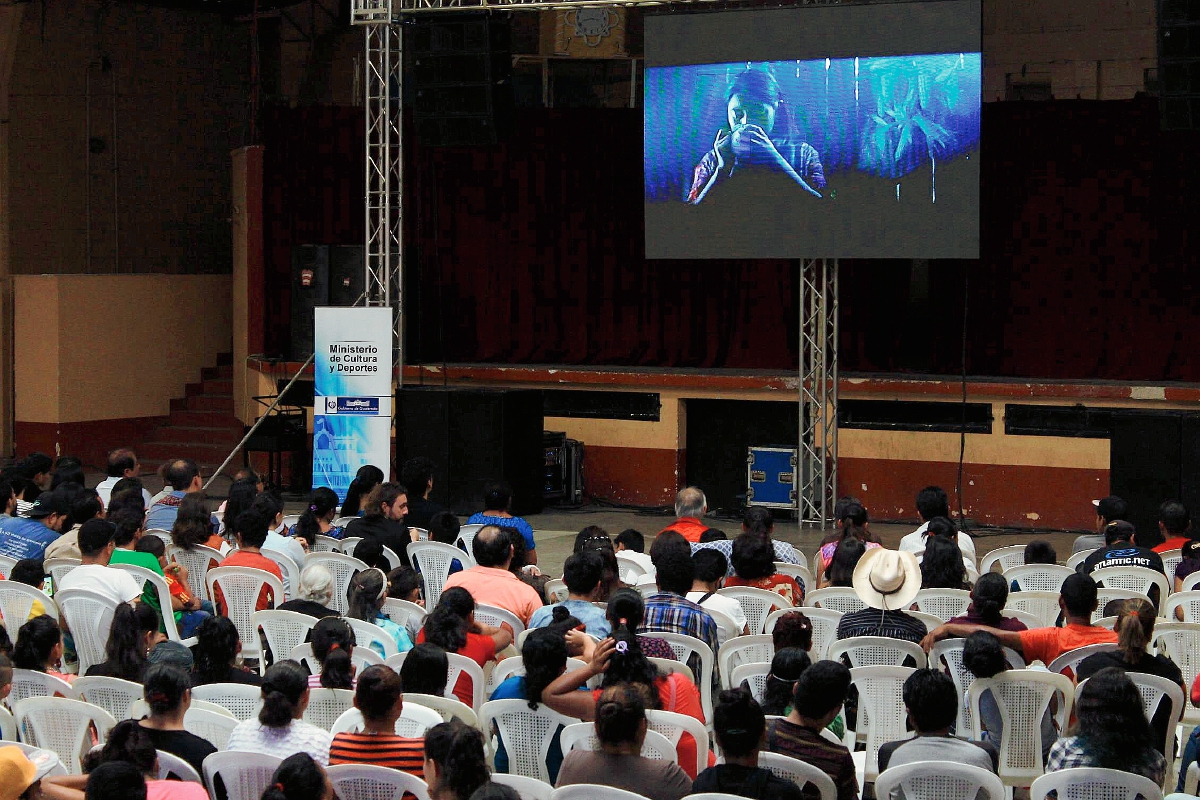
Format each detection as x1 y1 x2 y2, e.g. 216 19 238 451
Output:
329 664 425 778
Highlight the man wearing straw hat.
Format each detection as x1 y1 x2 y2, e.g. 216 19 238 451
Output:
836 548 927 644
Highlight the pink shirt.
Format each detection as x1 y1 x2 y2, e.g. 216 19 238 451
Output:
148 781 208 800
442 566 543 625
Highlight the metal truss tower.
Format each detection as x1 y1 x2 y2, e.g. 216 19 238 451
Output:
799 259 838 526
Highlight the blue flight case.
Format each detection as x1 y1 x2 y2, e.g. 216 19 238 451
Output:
747 446 799 509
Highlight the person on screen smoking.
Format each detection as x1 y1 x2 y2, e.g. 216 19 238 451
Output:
687 68 826 204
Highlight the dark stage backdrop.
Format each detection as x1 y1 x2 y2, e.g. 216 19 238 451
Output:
259 98 1200 382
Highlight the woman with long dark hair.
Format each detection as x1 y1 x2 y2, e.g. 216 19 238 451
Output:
191 616 260 685
424 721 492 800
292 487 342 546
346 567 413 657
86 603 164 682
604 588 675 659
920 530 971 590
417 587 511 706
822 537 865 589
816 514 879 588
84 718 209 799
309 616 356 690
218 478 259 537
137 664 217 777
226 660 332 763
398 643 449 697
170 493 226 556
340 465 384 518
489 628 571 781
758 647 811 717
12 615 73 683
725 533 804 604
261 753 335 800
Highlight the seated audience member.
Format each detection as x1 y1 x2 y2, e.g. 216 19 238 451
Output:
815 498 873 579
401 456 446 531
292 487 343 545
505 527 550 600
398 642 449 697
573 525 612 555
1074 495 1127 555
344 482 411 557
898 486 977 563
349 537 391 572
615 527 654 573
726 533 804 604
56 519 143 606
0 474 16 521
84 719 209 800
278 564 341 619
49 456 84 491
84 762 149 800
216 508 284 614
606 587 677 660
574 529 622 600
771 611 815 652
1011 539 1058 592
441 525 543 625
821 536 867 589
86 603 164 682
417 587 512 706
466 482 537 565
424 510 464 577
387 565 424 605
340 465 385 519
168 493 227 559
490 629 572 781
528 552 612 637
1177 539 1200 594
692 506 804 576
877 669 998 788
695 688 806 800
191 616 261 686
329 664 424 778
837 549 926 644
226 660 332 763
961 630 1055 760
918 521 971 590
7 558 48 618
0 486 72 561
759 647 811 716
43 486 103 562
107 510 163 606
765 660 858 800
262 753 335 800
1047 667 1166 784
309 617 356 690
134 535 212 638
699 528 727 542
423 721 492 800
0 653 10 700
145 458 203 532
253 493 307 579
0 743 75 800
945 573 1026 631
686 549 750 641
642 535 720 676
660 486 710 543
1076 598 1182 753
347 567 413 656
95 448 153 508
1079 520 1166 605
217 477 258 537
555 684 693 800
12 615 74 684
136 664 217 778
1155 500 1192 553
924 572 1116 664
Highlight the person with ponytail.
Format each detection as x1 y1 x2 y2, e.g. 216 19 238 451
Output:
423 720 491 800
292 487 343 546
489 628 571 781
136 664 216 778
417 587 511 706
759 647 811 716
397 643 449 697
693 688 804 800
12 615 74 684
83 719 209 800
945 573 1027 631
308 617 356 690
346 568 413 657
340 465 384 519
191 616 260 686
218 478 259 537
329 665 424 779
86 603 164 682
260 753 335 800
604 588 675 660
225 660 331 763
555 684 692 800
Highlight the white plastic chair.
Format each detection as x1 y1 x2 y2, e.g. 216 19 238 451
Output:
774 563 814 593
253 609 317 674
144 530 174 548
291 642 383 677
729 661 771 704
875 760 1005 800
636 575 658 599
848 665 916 782
54 587 117 676
1151 623 1200 723
1005 590 1062 628
184 705 240 751
1181 572 1200 593
7 669 76 713
1090 566 1170 614
907 610 946 633
765 606 842 660
346 617 402 657
191 682 264 722
1029 767 1163 800
803 587 865 614
1002 608 1045 630
980 545 1027 575
544 578 569 603
655 632 715 721
1093 589 1152 622
829 636 927 669
0 705 15 740
550 786 651 800
1164 590 1200 623
967 669 1073 787
615 553 649 583
44 558 81 588
203 751 284 800
312 535 340 553
1066 550 1096 570
14 696 116 774
403 692 480 728
338 537 364 557
406 541 476 608
109 563 196 644
166 544 224 604
381 598 427 631
327 703 442 738
717 635 774 689
72 676 142 722
207 566 285 661
1161 549 1184 585
303 552 370 615
1005 564 1075 594
649 658 695 685
333 517 358 529
559 721 678 762
1046 642 1120 676
717 586 792 635
474 603 526 637
1123 672 1183 757
260 548 302 600
645 707 710 778
479 699 579 782
303 687 355 730
455 523 485 553
0 554 17 580
486 655 588 697
492 773 554 800
758 751 837 800
157 749 204 783
326 763 432 800
0 579 58 626
929 639 1025 734
912 588 972 622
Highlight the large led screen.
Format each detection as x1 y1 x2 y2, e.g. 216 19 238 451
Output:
645 1 981 259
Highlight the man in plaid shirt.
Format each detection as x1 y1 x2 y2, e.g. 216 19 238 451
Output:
642 533 719 683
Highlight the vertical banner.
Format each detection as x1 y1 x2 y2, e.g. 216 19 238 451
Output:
312 307 393 501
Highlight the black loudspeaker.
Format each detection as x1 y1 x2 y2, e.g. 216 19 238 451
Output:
291 245 329 359
1158 0 1200 130
1109 412 1185 538
398 388 545 516
407 14 512 146
329 245 365 306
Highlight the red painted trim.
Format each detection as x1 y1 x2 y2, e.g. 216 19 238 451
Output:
15 418 169 470
244 146 266 355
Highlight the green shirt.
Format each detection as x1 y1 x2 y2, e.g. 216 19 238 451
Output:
108 550 179 627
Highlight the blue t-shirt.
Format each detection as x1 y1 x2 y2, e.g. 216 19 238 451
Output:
489 676 565 781
0 517 59 561
145 491 186 532
467 513 536 552
528 599 612 638
369 613 414 659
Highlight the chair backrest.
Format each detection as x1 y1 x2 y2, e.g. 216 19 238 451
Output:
967 669 1073 786
345 617 402 657
260 548 302 600
14 696 116 774
729 661 771 704
848 666 916 781
406 541 475 608
157 749 204 783
875 760 1006 800
44 558 81 589
758 751 837 800
549 786 652 800
635 575 658 599
381 598 427 632
338 537 364 557
455 524 485 553
326 762 432 800
765 606 842 660
906 610 945 633
109 563 188 641
303 687 356 730
491 773 554 800
648 657 695 685
980 545 1027 575
1090 566 1169 613
645 707 710 778
185 705 240 751
402 693 480 728
72 676 143 722
1164 590 1200 623
0 705 15 741
1004 564 1075 594
929 639 1026 734
144 530 174 548
1151 623 1200 723
206 566 285 660
0 578 58 625
166 544 224 604
1092 589 1152 622
717 634 774 690
544 578 569 603
480 699 579 782
912 588 972 622
1046 642 1120 676
1028 767 1163 800
1004 590 1062 628
54 587 118 675
1002 608 1045 631
474 603 526 637
558 721 678 762
828 636 927 669
1066 550 1096 570
291 642 383 677
1161 549 1184 584
0 554 17 581
774 562 814 590
203 751 284 800
253 609 317 675
303 552 369 615
191 682 264 722
310 535 340 553
654 632 715 721
615 552 648 583
717 586 792 634
803 587 865 614
8 669 77 713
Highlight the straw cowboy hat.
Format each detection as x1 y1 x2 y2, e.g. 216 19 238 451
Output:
852 548 921 611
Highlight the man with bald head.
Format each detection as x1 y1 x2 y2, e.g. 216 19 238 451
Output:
145 458 204 531
659 486 709 543
441 523 543 625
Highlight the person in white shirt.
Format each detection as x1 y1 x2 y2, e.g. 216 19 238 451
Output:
898 485 976 563
94 448 154 509
686 549 749 644
56 518 143 606
226 660 332 764
615 529 656 575
251 493 307 596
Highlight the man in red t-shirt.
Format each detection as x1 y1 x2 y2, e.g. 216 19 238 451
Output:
1154 500 1193 554
658 486 709 543
215 507 283 615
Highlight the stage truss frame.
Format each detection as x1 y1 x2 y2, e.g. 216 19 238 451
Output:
354 0 841 524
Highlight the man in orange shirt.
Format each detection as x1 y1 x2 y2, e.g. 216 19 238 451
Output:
441 524 542 625
1154 500 1193 554
216 507 283 615
658 486 709 543
922 572 1116 665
